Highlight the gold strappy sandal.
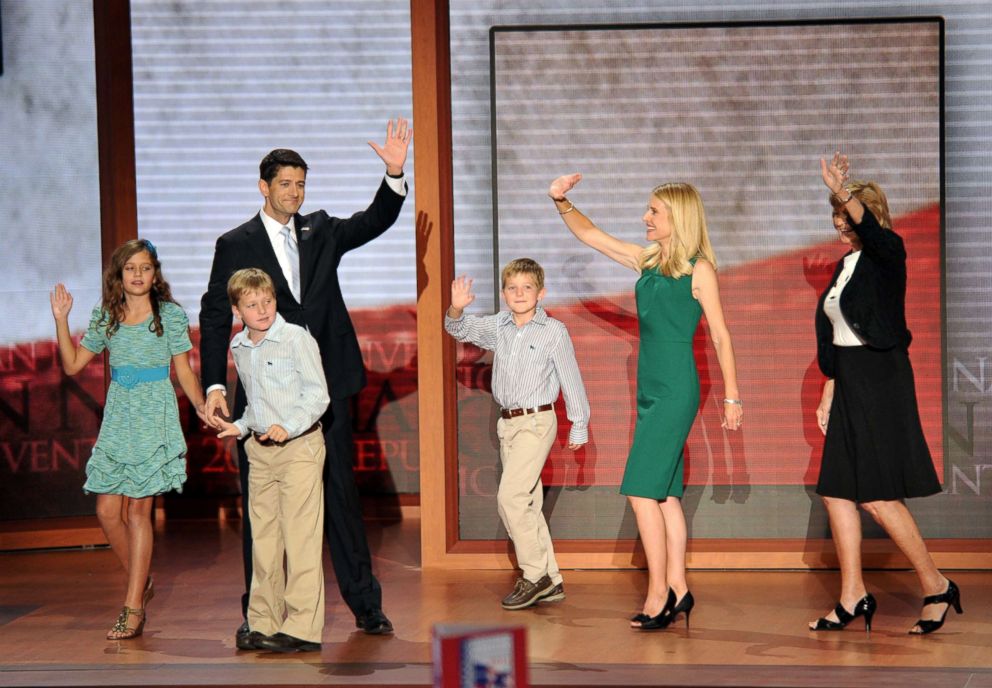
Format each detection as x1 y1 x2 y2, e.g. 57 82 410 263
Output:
107 606 146 640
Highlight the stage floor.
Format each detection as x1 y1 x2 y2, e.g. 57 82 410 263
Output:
1 514 990 687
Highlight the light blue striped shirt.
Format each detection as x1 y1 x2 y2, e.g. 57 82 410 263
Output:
445 307 590 445
230 313 329 439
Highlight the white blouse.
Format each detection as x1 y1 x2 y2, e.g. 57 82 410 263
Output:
823 251 865 346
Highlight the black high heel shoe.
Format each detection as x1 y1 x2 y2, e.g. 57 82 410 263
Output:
909 579 962 635
810 593 877 636
633 589 675 630
667 591 695 629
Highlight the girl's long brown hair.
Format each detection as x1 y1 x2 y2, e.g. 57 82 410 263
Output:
99 239 177 338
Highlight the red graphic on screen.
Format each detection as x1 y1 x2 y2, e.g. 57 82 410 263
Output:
454 204 943 488
0 205 942 515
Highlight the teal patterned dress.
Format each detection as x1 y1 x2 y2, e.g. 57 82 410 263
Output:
80 301 191 497
620 262 702 499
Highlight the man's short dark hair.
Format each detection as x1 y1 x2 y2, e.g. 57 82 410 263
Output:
259 149 309 184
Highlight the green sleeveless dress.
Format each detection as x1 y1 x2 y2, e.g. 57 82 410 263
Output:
619 261 702 499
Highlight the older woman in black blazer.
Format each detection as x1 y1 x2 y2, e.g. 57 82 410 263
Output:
809 152 960 636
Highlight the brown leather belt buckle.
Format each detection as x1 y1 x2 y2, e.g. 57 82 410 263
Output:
500 404 553 420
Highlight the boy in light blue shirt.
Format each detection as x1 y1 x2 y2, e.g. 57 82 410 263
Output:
216 268 329 653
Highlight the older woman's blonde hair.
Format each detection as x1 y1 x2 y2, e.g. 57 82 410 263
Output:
640 182 717 277
831 180 892 229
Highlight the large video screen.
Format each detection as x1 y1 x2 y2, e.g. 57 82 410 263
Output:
455 18 945 539
0 1 420 524
0 2 104 519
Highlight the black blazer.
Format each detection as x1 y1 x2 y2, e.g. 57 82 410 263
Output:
199 178 406 401
815 207 912 378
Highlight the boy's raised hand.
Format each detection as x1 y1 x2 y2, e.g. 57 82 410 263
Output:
50 283 73 321
450 275 476 311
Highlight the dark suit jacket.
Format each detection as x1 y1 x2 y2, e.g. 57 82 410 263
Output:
200 178 406 401
815 206 912 379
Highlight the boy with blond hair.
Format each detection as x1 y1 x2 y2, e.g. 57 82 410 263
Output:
445 258 590 609
216 268 329 652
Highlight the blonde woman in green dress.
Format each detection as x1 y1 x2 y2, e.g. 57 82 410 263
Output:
51 239 206 640
550 174 742 630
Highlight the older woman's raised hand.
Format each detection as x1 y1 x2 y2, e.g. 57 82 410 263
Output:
820 151 850 195
549 173 583 201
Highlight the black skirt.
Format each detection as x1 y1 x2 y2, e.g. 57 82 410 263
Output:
816 345 941 502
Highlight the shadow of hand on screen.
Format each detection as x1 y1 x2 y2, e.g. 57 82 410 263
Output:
802 253 837 293
415 210 433 301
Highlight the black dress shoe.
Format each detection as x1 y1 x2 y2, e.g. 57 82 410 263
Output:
235 621 253 650
255 632 321 653
235 621 270 651
355 608 394 635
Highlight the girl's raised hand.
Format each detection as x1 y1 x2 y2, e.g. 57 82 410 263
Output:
450 275 475 310
50 284 74 321
548 173 582 201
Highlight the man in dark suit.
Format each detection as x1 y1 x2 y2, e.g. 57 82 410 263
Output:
200 119 411 646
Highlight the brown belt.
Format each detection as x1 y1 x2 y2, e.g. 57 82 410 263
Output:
252 422 321 447
500 403 554 420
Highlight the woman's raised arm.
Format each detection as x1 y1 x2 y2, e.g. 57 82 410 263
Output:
550 174 643 272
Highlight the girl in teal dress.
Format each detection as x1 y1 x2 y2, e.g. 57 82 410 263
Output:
550 174 742 631
51 239 206 640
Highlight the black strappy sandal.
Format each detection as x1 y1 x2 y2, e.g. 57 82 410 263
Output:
909 579 962 635
810 593 876 636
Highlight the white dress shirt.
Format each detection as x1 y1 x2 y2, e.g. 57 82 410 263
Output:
823 251 865 346
258 173 406 291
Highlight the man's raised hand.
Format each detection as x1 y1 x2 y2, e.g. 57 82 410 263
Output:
368 117 412 177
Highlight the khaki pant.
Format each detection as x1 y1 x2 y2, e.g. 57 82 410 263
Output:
245 430 325 643
495 410 562 585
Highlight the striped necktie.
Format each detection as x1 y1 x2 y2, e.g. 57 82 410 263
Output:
280 225 301 302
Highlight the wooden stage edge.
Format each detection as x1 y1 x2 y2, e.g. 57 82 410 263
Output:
4 664 992 688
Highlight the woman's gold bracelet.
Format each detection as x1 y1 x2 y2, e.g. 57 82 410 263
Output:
833 190 853 205
557 201 575 215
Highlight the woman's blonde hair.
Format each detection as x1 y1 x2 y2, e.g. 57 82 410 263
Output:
639 182 717 276
831 180 892 229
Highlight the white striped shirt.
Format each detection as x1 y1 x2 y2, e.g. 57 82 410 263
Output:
445 307 590 445
230 313 329 439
